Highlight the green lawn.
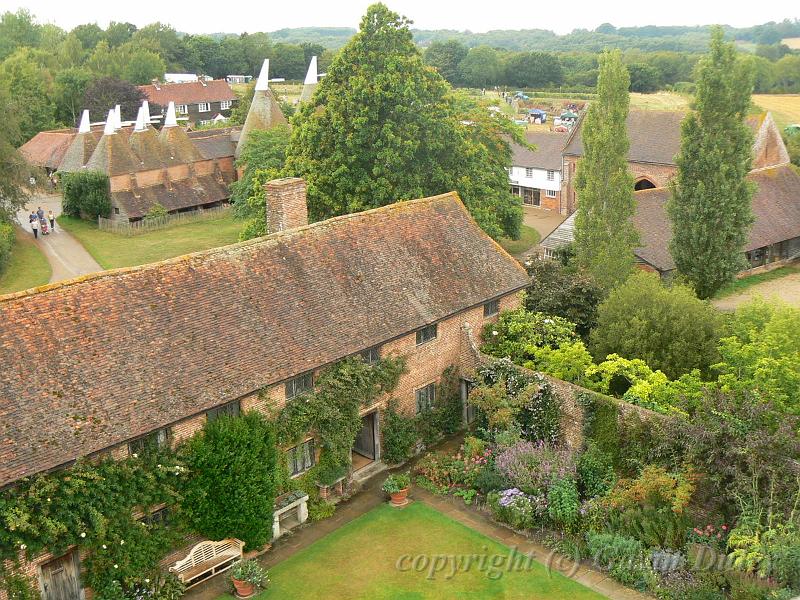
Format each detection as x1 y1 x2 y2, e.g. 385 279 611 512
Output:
500 224 541 256
0 227 51 295
57 214 243 270
714 263 800 299
220 502 605 600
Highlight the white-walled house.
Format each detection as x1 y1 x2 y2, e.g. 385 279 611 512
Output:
507 131 567 212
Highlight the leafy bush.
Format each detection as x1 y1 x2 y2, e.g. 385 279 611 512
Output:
0 573 40 600
382 472 411 494
144 203 168 221
589 272 721 379
577 442 616 499
481 308 579 364
586 532 654 589
61 171 112 220
381 399 417 464
0 220 14 275
489 488 548 530
473 465 509 494
547 476 580 529
494 440 575 496
308 500 336 522
180 411 278 549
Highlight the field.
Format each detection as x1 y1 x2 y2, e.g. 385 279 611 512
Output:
629 91 691 111
56 214 242 270
781 37 800 50
0 227 51 295
218 502 606 600
752 94 800 129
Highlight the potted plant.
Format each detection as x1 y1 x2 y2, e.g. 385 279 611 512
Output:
230 559 268 598
382 472 411 507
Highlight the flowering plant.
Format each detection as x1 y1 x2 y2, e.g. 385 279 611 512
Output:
489 488 548 530
495 440 575 496
687 523 729 551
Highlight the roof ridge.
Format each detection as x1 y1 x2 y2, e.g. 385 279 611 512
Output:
0 192 465 304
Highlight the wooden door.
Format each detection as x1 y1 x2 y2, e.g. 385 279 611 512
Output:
353 413 375 459
41 552 82 600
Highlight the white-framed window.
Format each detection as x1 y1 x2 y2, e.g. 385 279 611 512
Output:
198 120 212 126
128 428 169 455
176 104 188 115
197 102 210 112
288 439 315 476
525 167 534 178
416 324 438 345
415 383 436 414
546 189 557 198
220 100 232 110
286 372 313 400
547 170 555 181
207 400 241 422
506 167 513 176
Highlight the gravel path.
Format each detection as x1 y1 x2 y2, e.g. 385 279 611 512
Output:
712 271 800 311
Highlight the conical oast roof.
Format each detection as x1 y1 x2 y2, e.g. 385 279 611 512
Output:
235 59 288 158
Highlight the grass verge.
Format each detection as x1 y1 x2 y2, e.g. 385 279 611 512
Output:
0 227 51 295
500 224 541 256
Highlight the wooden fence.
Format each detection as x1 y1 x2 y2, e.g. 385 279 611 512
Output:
98 205 231 236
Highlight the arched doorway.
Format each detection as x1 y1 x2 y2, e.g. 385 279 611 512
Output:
634 178 656 191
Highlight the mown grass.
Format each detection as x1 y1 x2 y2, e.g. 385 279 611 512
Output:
752 94 800 130
56 214 242 270
217 502 606 600
500 224 541 256
714 263 800 299
0 227 52 295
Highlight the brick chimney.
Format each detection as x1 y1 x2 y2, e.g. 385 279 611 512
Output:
264 177 308 233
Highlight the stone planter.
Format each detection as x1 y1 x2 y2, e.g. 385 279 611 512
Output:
232 578 255 599
389 487 409 507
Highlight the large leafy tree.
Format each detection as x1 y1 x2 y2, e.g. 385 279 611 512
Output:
285 3 521 240
423 40 468 84
0 48 56 143
667 27 755 299
0 86 29 222
82 77 149 122
573 49 638 290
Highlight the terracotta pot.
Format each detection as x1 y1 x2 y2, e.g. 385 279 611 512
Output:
389 487 410 507
232 578 256 599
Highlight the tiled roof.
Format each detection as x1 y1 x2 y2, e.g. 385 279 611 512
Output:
188 128 239 160
510 131 567 171
542 165 800 272
58 130 103 173
84 131 141 176
563 110 768 166
113 173 234 218
19 130 75 170
0 193 530 487
138 80 236 106
235 89 287 157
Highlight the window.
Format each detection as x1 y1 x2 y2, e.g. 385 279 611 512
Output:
206 400 240 422
483 299 500 317
128 428 169 455
416 324 438 345
415 383 436 414
525 167 534 178
141 506 171 527
176 104 188 115
198 119 212 126
197 102 210 112
287 439 315 476
114 207 120 215
546 189 557 198
547 170 555 181
285 372 314 400
220 100 232 110
360 346 380 365
506 167 513 175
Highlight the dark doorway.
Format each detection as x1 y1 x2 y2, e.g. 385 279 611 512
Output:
40 552 82 600
634 178 656 191
353 411 377 471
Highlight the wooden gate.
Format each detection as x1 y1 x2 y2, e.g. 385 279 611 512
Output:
41 552 82 600
353 412 376 459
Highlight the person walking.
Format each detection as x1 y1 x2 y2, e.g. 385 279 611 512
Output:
36 206 44 221
31 217 39 239
48 210 55 231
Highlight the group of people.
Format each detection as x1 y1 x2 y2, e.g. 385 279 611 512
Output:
29 207 55 239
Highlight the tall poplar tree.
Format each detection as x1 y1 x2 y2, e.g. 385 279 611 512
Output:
573 49 638 290
667 27 755 299
284 3 522 240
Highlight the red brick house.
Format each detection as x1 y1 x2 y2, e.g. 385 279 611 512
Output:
138 80 238 127
0 181 529 599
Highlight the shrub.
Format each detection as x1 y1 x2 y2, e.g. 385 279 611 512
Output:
144 203 168 221
494 440 575 496
489 488 548 530
547 476 580 529
231 559 269 588
308 500 336 522
481 308 579 364
577 442 616 499
524 259 603 337
473 465 509 494
0 220 14 275
61 171 112 220
589 272 721 379
380 399 417 464
180 411 279 549
586 532 654 589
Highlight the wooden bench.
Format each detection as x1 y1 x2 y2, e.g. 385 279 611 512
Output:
169 538 244 589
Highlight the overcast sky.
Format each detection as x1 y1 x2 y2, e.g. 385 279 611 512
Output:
1 0 798 35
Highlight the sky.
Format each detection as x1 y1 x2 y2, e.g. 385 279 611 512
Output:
1 0 798 35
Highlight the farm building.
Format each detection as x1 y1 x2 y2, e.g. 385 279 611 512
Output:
138 79 237 127
0 182 529 600
561 110 789 215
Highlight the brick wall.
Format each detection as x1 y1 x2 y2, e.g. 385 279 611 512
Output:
265 178 309 233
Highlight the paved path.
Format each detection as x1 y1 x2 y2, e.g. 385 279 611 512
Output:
713 271 800 311
15 194 102 284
